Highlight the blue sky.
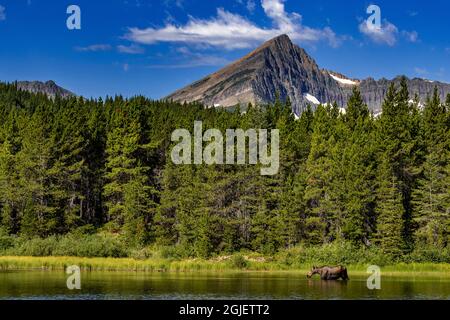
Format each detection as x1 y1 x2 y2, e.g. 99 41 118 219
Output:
0 0 449 99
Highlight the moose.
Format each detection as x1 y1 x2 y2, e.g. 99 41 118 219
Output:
307 265 349 280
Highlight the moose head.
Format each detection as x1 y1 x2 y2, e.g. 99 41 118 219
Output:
307 266 319 278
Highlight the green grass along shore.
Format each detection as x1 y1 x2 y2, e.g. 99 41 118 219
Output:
1 256 450 276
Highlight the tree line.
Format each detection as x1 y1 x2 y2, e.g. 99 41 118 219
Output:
0 78 449 258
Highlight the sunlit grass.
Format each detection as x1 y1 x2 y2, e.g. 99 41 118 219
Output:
1 256 450 276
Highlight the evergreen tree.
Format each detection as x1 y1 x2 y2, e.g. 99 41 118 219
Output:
375 158 405 255
341 88 376 245
412 88 449 247
304 105 339 244
1 80 450 259
103 103 156 245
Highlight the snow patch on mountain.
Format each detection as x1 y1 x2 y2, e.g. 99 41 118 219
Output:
304 93 320 105
330 74 358 86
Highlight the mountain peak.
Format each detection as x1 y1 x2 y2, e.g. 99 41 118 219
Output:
45 80 57 86
166 37 450 114
166 34 341 112
16 80 74 98
253 34 295 54
266 34 292 45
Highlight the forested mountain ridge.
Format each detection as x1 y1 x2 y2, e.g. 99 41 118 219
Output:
166 34 450 116
0 80 449 259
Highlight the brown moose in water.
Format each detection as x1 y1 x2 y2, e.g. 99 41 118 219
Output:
307 265 349 280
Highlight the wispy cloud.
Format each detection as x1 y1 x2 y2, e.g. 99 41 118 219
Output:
125 0 342 50
359 19 398 46
436 67 446 79
236 0 256 14
124 0 143 8
163 0 184 9
414 67 429 76
402 30 419 43
117 44 145 54
414 67 447 81
146 58 228 69
0 5 6 21
359 17 419 46
75 44 112 52
246 0 256 13
147 47 229 68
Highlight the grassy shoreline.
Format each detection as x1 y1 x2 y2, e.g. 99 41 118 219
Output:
1 256 450 276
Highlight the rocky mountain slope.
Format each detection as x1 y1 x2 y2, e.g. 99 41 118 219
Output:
16 80 74 98
166 34 450 115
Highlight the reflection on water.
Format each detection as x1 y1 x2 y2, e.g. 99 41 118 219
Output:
1 271 450 300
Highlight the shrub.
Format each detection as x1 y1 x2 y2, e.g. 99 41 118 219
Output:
0 227 16 252
57 234 128 258
405 246 450 264
276 241 395 267
2 233 128 258
129 247 153 260
159 245 194 259
13 236 59 256
230 254 248 269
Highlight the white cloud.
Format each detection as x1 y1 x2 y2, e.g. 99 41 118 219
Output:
148 47 229 68
0 5 6 21
125 0 342 50
123 63 130 72
117 44 145 54
402 30 419 43
262 0 296 32
359 16 419 46
236 0 256 13
147 55 229 69
163 0 184 9
246 0 256 13
359 19 398 46
75 44 112 52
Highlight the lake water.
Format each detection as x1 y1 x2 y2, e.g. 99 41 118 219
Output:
1 271 450 300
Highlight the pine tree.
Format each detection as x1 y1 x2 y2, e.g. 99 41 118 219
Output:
50 100 87 231
412 88 449 247
375 158 405 256
0 109 21 234
375 78 418 253
17 109 59 236
340 88 376 245
304 105 339 244
103 103 155 244
345 87 369 130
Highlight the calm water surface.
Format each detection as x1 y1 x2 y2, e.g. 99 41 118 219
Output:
1 271 450 300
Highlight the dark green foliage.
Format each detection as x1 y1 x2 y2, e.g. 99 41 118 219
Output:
0 232 127 257
0 81 449 261
229 254 248 269
412 87 450 247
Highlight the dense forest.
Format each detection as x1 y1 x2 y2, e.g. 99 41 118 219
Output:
0 78 449 261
